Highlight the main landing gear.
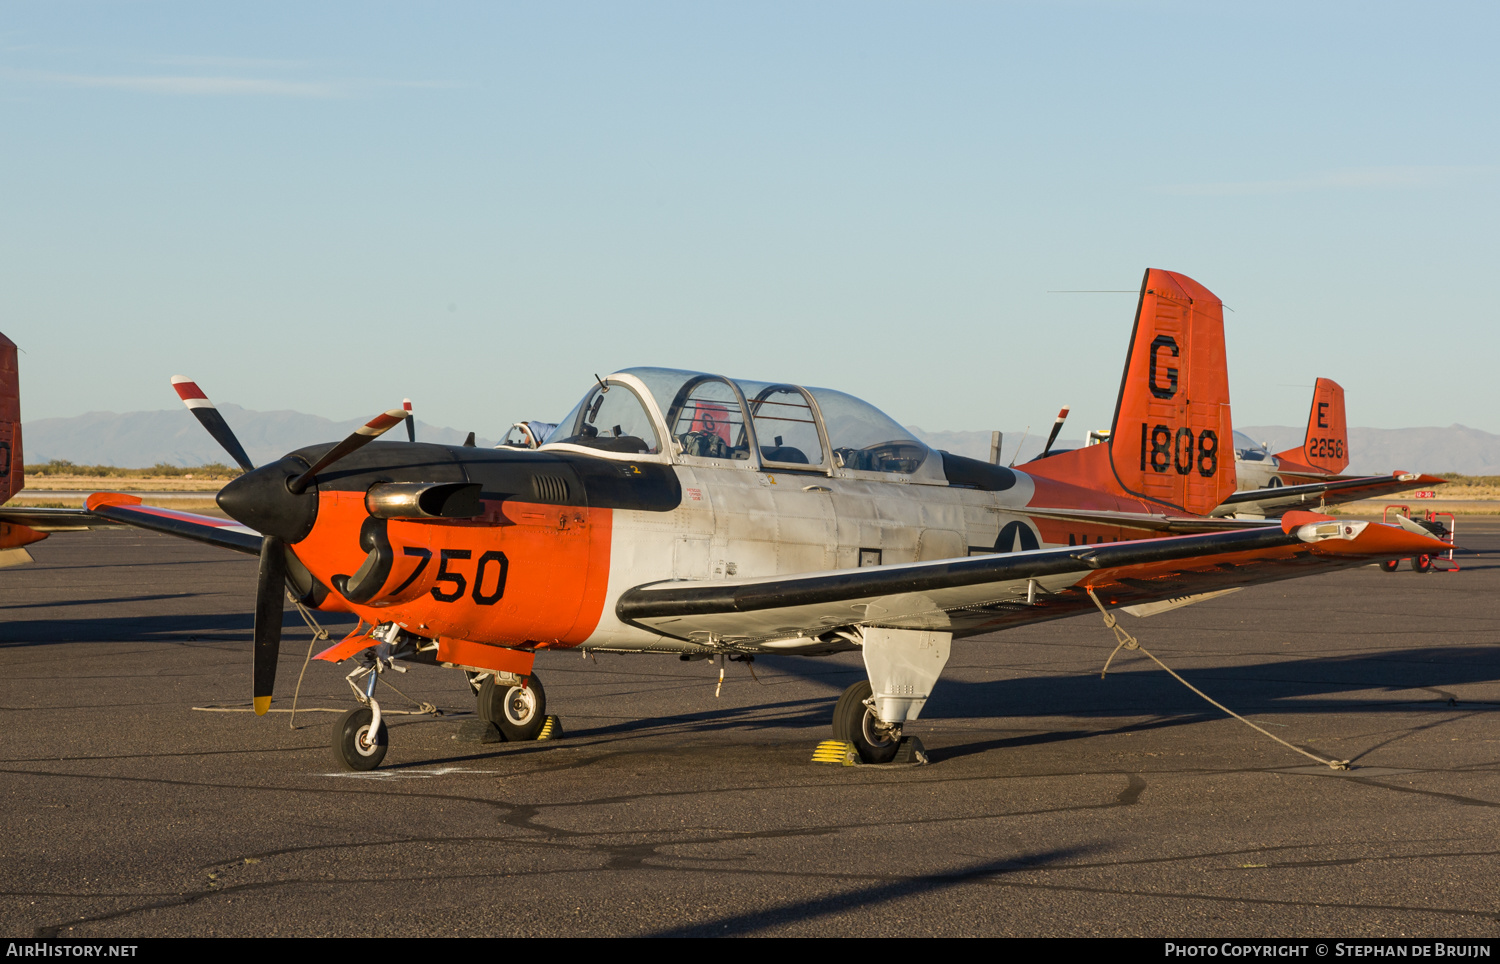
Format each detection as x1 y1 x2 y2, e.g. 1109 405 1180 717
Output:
833 680 901 764
830 627 952 765
477 672 548 742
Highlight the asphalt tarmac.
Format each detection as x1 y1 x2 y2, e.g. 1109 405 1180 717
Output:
0 522 1496 938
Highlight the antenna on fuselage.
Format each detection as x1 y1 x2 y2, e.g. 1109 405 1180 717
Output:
1007 426 1029 467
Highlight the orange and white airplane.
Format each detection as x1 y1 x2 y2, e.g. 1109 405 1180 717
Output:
47 269 1448 770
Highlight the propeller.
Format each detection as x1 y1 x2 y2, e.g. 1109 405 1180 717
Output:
252 535 287 714
172 377 412 716
288 407 411 494
1040 405 1071 458
172 376 282 714
403 398 415 443
171 376 254 473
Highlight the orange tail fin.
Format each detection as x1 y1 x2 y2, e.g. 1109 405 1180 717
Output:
1105 268 1237 514
1275 377 1348 474
0 333 22 504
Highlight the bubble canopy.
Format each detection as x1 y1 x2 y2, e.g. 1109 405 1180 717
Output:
545 366 933 476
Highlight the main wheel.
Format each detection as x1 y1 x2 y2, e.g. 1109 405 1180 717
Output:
332 707 388 771
1379 559 1401 573
832 680 900 765
479 673 547 742
1413 554 1433 573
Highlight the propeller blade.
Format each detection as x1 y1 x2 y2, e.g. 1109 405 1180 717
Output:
1040 405 1071 457
252 535 287 715
288 406 410 494
403 398 415 443
171 376 255 473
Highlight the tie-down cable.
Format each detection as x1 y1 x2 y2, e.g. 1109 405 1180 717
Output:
1085 586 1350 771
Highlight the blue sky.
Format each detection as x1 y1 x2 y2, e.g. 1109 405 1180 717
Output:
2 1 1496 444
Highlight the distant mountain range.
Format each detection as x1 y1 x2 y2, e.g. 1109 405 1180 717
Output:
21 405 1499 476
24 404 497 468
907 424 1500 476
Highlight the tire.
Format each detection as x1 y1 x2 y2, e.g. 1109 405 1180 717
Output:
1379 559 1401 573
832 679 900 765
1413 554 1433 573
480 673 547 742
332 707 388 771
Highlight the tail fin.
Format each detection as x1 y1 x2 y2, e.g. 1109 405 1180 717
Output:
1105 268 1236 514
0 333 23 504
1275 377 1348 474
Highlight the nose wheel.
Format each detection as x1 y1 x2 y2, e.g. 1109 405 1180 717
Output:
479 673 548 742
333 706 388 771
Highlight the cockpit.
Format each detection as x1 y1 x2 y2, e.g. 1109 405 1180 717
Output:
1233 430 1270 462
544 367 939 480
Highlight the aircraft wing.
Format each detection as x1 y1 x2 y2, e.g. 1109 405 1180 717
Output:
0 506 117 531
80 492 261 554
615 513 1447 648
1210 472 1446 518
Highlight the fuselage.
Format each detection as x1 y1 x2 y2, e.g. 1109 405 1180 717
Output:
217 367 1211 662
238 440 1171 656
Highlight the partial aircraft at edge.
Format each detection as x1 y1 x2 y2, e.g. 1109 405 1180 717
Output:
5 269 1451 770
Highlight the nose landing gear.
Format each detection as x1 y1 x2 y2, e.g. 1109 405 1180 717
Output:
334 706 388 771
331 622 408 772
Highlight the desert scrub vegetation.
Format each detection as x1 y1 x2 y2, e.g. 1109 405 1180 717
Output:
24 460 244 480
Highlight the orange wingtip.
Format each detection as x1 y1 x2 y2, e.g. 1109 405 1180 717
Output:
1349 522 1452 556
86 492 144 511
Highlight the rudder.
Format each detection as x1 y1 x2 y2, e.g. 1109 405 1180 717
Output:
1276 377 1347 474
1106 269 1237 515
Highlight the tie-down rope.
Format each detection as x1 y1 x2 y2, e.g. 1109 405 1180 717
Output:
1085 587 1350 771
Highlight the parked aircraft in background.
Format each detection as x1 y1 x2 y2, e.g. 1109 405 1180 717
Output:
0 333 117 565
1039 376 1443 520
1234 377 1350 489
1214 377 1445 518
58 268 1447 772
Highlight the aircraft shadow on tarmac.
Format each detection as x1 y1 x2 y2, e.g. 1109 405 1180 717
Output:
643 847 1097 937
0 610 359 647
498 645 1500 758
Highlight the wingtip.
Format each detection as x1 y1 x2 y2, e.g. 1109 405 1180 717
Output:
86 491 144 512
